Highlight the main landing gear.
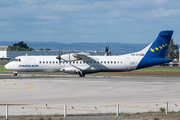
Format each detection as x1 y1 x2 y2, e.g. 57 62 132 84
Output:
78 71 85 77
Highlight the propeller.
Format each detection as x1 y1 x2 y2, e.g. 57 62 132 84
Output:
56 47 62 64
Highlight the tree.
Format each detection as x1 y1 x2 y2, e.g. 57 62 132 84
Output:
166 39 179 59
7 41 34 51
45 48 51 51
7 46 26 51
13 41 29 49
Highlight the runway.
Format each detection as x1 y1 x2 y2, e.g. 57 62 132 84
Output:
0 74 180 116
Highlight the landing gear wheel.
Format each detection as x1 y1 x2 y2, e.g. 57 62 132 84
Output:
13 73 17 76
78 72 85 77
13 71 17 76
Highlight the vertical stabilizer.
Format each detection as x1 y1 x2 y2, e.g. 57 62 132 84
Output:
136 30 173 69
144 30 173 58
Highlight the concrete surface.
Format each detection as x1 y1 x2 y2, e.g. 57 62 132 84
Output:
0 76 180 116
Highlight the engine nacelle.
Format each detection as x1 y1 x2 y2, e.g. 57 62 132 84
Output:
61 53 80 61
60 67 79 74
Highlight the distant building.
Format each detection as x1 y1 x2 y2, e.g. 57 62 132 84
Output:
0 46 8 51
0 58 11 66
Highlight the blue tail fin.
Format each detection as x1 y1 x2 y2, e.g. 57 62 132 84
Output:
136 30 173 69
144 30 173 58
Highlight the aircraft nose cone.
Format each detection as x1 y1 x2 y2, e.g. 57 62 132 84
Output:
5 64 10 70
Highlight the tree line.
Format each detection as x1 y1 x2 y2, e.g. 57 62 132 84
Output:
166 39 179 59
7 41 51 51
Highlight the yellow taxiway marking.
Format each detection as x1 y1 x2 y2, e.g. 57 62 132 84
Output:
100 105 173 110
24 106 98 112
0 80 34 94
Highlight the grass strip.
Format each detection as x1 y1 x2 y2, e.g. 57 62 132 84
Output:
136 67 180 71
0 67 10 72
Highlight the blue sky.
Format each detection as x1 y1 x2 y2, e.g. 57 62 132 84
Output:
0 0 180 44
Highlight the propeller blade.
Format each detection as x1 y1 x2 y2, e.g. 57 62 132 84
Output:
61 47 63 55
56 46 61 65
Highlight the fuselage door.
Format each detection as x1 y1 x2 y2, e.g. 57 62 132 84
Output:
125 57 131 70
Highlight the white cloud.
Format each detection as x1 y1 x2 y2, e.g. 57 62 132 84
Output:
149 8 180 18
39 29 55 34
0 0 180 44
0 0 15 7
0 21 9 26
153 0 167 4
38 16 63 20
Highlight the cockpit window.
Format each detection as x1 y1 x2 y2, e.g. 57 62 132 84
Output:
14 58 21 62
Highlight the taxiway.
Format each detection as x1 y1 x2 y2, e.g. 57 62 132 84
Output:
0 74 180 116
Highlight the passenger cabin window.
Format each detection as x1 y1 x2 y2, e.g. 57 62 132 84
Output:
43 61 45 64
46 61 48 64
39 61 41 64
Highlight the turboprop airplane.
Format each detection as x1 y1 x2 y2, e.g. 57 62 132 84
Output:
5 30 173 77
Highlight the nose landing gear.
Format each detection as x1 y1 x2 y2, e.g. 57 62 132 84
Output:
13 71 17 76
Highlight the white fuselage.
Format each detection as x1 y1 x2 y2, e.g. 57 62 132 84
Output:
5 55 143 74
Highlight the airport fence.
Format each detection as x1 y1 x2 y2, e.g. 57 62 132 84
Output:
0 102 179 118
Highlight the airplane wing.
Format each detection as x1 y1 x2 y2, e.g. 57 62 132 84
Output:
60 52 99 61
73 52 91 60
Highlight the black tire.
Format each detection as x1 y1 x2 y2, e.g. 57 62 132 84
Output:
78 72 85 77
13 73 17 76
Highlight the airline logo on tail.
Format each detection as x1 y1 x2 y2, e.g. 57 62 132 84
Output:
150 43 168 53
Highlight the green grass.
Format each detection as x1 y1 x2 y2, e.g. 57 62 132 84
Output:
0 67 10 72
137 67 180 71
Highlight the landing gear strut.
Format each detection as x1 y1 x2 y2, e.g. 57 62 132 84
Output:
78 72 85 77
